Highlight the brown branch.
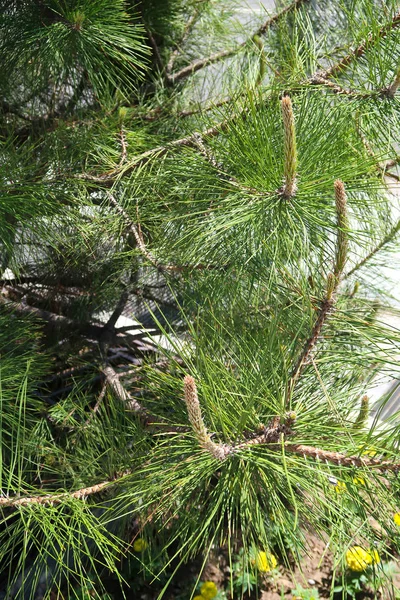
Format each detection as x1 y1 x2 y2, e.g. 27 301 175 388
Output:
283 444 400 471
141 97 233 122
127 288 177 310
102 364 145 413
254 0 309 36
308 74 400 101
323 9 400 80
166 48 238 85
177 97 233 118
235 414 297 450
107 193 161 269
192 132 263 195
84 380 108 426
0 476 126 507
385 66 400 98
308 75 370 97
147 28 164 71
117 128 128 167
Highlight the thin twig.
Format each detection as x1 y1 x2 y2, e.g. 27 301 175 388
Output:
193 132 263 195
147 28 164 71
345 218 400 278
84 380 108 427
254 0 309 36
385 66 400 98
308 75 370 97
166 8 202 74
166 48 238 84
107 193 160 269
141 97 233 122
282 443 400 471
102 364 145 413
117 128 128 167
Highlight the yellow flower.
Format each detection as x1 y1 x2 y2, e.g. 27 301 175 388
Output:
353 477 365 486
194 597 204 600
345 546 380 572
133 538 148 552
335 481 347 494
200 581 218 599
358 444 378 457
255 550 278 572
394 513 400 526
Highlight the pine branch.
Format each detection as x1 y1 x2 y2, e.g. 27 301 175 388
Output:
166 48 237 85
84 380 108 426
77 120 231 183
108 192 228 272
345 218 400 278
308 75 368 97
81 24 396 188
108 193 162 269
117 128 128 167
192 132 263 194
235 413 297 450
254 0 309 36
126 287 177 310
308 74 400 100
1 439 399 509
286 181 348 402
166 0 310 84
323 9 400 80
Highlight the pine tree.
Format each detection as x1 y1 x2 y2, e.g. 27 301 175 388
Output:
2 0 400 598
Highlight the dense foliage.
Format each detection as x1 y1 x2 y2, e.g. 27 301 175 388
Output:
2 0 400 598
